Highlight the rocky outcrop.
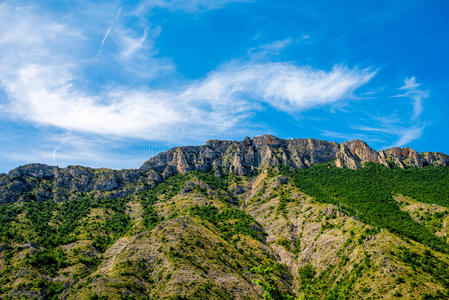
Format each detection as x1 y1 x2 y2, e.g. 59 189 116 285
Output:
140 135 342 176
420 151 449 166
379 147 423 168
335 140 387 169
1 135 448 203
140 135 449 175
0 164 156 204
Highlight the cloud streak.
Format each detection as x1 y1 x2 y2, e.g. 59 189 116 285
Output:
52 131 72 166
391 77 429 146
97 5 122 58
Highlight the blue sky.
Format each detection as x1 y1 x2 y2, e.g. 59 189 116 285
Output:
1 0 448 172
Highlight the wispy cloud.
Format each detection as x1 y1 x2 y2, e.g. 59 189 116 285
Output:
324 76 431 149
321 129 380 143
390 77 429 146
52 131 72 166
351 77 429 148
248 38 293 58
119 26 149 58
136 0 251 14
184 62 375 113
354 122 427 148
394 76 429 120
247 36 311 59
393 126 425 147
2 61 374 141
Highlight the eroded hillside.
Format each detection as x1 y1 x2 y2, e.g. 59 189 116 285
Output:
1 165 449 299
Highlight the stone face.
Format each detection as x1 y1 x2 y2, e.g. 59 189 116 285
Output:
1 135 448 203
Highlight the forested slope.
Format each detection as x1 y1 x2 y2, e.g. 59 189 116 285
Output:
1 163 449 299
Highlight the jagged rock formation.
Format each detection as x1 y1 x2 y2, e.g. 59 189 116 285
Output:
140 135 448 176
1 135 448 203
0 164 151 204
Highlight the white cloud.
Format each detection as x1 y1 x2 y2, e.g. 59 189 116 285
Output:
390 77 429 146
248 38 294 58
0 3 375 142
321 129 372 142
355 124 426 148
110 24 175 78
400 77 420 90
136 0 251 14
328 77 430 149
184 62 375 112
0 0 379 172
1 132 146 169
247 35 313 59
2 60 373 141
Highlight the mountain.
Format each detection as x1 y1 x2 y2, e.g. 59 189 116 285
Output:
1 135 449 299
1 135 448 204
140 135 449 175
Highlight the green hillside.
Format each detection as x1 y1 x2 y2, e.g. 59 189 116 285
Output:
281 163 449 252
1 164 449 299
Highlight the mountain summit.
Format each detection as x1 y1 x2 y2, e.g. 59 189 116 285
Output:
1 135 448 204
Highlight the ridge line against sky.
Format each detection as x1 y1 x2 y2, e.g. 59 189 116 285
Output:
0 0 448 172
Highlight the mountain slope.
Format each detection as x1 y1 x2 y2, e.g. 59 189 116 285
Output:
1 166 449 298
1 136 449 299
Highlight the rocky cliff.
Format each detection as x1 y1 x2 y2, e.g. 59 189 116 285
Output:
1 135 448 203
0 164 153 204
140 135 449 176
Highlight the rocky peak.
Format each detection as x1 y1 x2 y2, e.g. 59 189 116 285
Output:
253 134 284 146
380 147 424 168
335 140 386 169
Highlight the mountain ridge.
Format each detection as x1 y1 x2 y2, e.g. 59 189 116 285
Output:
1 135 448 204
140 135 449 176
1 135 449 299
